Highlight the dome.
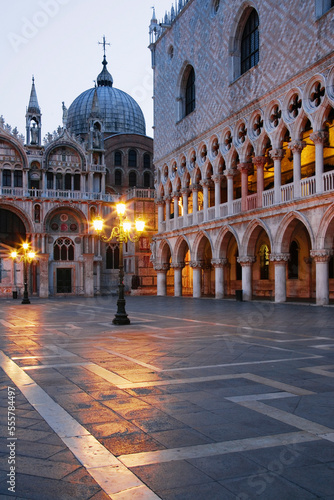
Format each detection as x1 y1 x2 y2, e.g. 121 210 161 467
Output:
66 56 146 136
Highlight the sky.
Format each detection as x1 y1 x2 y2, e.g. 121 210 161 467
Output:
1 0 173 140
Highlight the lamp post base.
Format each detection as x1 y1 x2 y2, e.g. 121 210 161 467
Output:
21 297 31 305
112 313 130 325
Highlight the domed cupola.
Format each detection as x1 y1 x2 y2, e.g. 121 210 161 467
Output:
66 38 146 137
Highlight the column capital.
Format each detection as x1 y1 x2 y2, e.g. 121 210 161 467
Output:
181 187 190 196
192 184 201 192
223 168 237 178
171 262 185 270
252 156 266 169
190 260 203 269
269 148 285 160
288 140 306 154
310 249 333 262
164 195 172 202
237 162 253 173
211 258 228 268
269 253 290 263
310 131 329 145
154 263 170 272
212 174 223 183
155 198 165 206
237 256 256 266
173 191 181 198
200 179 213 188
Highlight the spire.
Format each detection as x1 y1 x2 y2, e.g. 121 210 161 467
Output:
90 89 101 118
28 76 40 114
97 36 113 87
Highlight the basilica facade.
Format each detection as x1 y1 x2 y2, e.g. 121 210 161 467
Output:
0 54 156 299
150 0 334 305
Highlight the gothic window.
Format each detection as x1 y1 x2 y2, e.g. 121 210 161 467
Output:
259 244 269 280
74 174 80 191
106 244 119 269
144 153 151 169
65 173 71 190
115 151 122 166
3 169 11 187
54 238 74 261
115 169 122 186
47 172 53 189
185 67 195 116
56 173 63 190
129 171 137 187
90 206 97 220
288 241 299 279
128 150 137 167
241 9 259 75
34 204 41 223
14 170 22 187
144 172 151 188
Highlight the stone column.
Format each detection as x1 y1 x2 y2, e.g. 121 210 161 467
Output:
270 253 289 303
190 261 202 298
310 250 332 305
237 163 252 212
200 180 210 221
164 195 171 231
224 169 236 215
88 172 94 192
23 170 28 194
212 174 222 218
156 199 165 232
181 188 189 217
212 259 227 299
173 191 180 226
310 131 328 194
171 263 185 297
101 172 106 194
83 254 94 297
253 156 266 208
155 264 169 296
288 140 305 199
237 256 256 301
38 254 49 298
192 184 200 224
270 148 285 204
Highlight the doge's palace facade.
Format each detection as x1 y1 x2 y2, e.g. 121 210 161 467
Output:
150 0 334 305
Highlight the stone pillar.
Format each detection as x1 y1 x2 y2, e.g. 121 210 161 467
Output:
173 192 180 220
38 254 49 298
310 250 332 305
190 261 202 298
171 263 184 297
253 156 266 208
212 174 222 218
101 172 106 193
212 259 227 299
165 195 171 231
224 169 236 215
88 172 94 192
156 199 165 232
181 188 189 217
83 254 94 297
200 180 210 221
270 148 285 204
192 185 200 224
288 141 305 199
270 253 289 303
155 264 169 296
237 256 256 301
23 170 28 194
237 163 252 212
310 131 328 194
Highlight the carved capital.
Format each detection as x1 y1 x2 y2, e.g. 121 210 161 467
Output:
164 195 172 203
310 249 333 262
200 179 213 189
211 258 228 268
310 131 329 145
190 260 203 269
223 168 237 178
155 198 165 206
154 263 170 272
237 256 256 266
173 191 181 198
237 162 253 174
288 140 306 154
181 187 190 196
252 156 266 169
192 184 201 193
269 253 290 263
269 148 285 161
171 262 185 270
212 174 223 184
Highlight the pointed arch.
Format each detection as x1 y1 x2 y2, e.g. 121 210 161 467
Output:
242 218 273 256
274 211 315 253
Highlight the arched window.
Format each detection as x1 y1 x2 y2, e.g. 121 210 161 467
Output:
259 244 269 280
34 204 41 223
47 172 53 189
144 172 151 188
288 241 299 279
74 174 80 191
106 244 119 269
3 169 11 187
115 151 122 166
115 169 122 186
128 150 137 167
54 238 74 261
64 173 71 190
56 173 63 190
14 170 23 187
129 171 137 187
185 67 195 116
143 153 151 169
241 9 259 75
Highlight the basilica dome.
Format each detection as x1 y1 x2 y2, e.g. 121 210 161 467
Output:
66 56 146 137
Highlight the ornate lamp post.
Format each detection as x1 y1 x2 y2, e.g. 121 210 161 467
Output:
10 242 36 304
93 203 145 325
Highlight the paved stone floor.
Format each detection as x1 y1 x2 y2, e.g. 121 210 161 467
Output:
0 296 333 499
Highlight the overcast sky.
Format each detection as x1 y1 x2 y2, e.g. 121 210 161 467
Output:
1 0 173 139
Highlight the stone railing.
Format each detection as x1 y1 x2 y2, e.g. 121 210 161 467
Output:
0 187 118 203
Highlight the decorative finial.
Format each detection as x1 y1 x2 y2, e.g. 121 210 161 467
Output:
98 35 111 59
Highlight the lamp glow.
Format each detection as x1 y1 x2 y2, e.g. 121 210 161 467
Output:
93 218 104 232
135 219 145 232
11 251 18 259
123 219 132 232
116 203 126 216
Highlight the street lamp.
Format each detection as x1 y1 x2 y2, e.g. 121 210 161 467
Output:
93 202 145 325
10 242 36 304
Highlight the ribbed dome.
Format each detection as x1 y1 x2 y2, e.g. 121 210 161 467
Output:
66 56 146 136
